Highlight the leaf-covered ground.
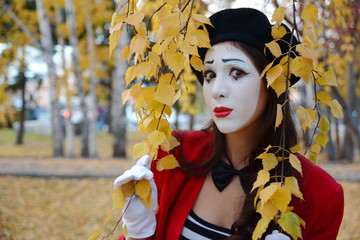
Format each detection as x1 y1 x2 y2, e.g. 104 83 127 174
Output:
0 176 359 240
0 177 123 240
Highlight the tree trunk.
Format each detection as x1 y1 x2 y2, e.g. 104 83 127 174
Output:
16 62 26 145
85 3 98 158
56 8 75 157
36 0 64 156
65 0 89 157
111 26 130 158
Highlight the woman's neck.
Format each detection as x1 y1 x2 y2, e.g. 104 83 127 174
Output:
224 120 261 169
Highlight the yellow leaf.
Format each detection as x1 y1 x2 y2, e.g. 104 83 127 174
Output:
315 132 329 148
275 104 283 128
109 29 122 58
125 12 145 28
193 29 211 48
125 66 136 86
192 14 213 26
316 91 332 105
272 25 287 39
102 215 114 226
284 176 303 199
301 4 318 24
129 35 148 55
152 43 162 55
289 153 302 175
159 13 180 38
323 70 337 86
165 52 186 77
140 188 155 211
270 75 287 97
271 187 292 212
266 64 284 87
121 181 135 198
121 45 130 62
190 55 204 72
256 201 278 219
135 179 151 200
265 41 282 58
259 183 280 205
112 188 125 210
278 212 303 240
252 170 270 192
311 143 321 154
166 0 179 7
262 153 278 171
168 135 181 150
296 106 313 131
136 62 153 77
291 57 313 81
87 231 102 240
271 7 286 25
133 142 150 159
179 37 198 56
156 154 179 171
252 217 271 240
148 51 161 66
260 60 275 79
148 130 166 146
319 115 330 132
330 99 343 118
121 89 131 104
158 73 179 90
158 119 172 137
296 44 317 63
154 84 175 106
290 144 300 153
306 107 316 123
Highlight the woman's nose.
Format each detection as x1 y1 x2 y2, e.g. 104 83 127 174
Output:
212 76 228 99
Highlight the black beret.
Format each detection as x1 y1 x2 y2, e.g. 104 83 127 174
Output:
194 8 300 85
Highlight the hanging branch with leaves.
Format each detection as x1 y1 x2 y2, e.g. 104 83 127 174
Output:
252 1 343 240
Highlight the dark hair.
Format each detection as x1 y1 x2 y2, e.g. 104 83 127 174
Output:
178 42 298 239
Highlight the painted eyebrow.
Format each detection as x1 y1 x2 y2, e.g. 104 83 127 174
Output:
204 60 214 64
222 58 244 63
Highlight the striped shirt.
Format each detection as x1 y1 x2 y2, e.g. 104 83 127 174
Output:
180 210 231 240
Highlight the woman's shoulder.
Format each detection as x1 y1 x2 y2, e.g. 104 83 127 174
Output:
296 153 342 191
172 130 214 163
293 155 344 238
295 153 344 208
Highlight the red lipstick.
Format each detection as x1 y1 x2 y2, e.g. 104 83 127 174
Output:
213 107 233 118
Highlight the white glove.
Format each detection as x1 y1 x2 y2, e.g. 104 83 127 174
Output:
265 230 291 240
114 155 158 238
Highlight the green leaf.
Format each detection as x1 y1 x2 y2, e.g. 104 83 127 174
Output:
278 212 303 240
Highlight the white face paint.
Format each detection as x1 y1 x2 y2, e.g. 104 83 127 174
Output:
202 42 268 134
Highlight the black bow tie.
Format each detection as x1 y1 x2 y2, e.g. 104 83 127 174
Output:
212 160 258 193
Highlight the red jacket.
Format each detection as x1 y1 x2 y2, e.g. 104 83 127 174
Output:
120 130 344 240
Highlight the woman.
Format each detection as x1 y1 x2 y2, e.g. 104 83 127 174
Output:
115 8 344 240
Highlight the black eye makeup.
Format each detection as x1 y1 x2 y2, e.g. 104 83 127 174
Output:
203 70 216 83
229 68 248 80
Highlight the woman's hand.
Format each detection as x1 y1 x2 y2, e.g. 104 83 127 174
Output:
265 230 291 240
114 155 158 239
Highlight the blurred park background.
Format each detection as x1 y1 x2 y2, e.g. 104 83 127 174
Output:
0 0 359 239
